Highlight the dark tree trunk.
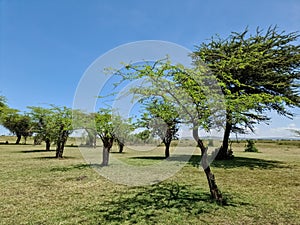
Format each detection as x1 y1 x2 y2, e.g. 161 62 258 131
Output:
163 128 173 158
216 110 233 160
163 140 171 158
118 141 124 153
45 139 51 151
56 139 66 158
56 142 63 158
101 138 114 166
55 129 68 158
15 134 21 144
193 125 223 203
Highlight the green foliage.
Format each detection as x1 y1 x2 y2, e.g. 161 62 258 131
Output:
245 139 259 152
193 26 300 135
28 105 72 156
138 98 180 145
119 59 223 133
1 109 33 143
135 129 151 143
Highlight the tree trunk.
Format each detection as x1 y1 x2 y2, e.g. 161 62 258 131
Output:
216 110 232 160
56 141 62 158
15 134 21 144
193 125 223 203
164 141 171 158
101 138 113 166
56 139 67 158
55 130 68 158
118 141 124 153
45 139 51 151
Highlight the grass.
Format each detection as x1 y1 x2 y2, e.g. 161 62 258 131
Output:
0 138 299 224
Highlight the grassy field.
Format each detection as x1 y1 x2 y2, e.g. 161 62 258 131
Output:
0 137 299 224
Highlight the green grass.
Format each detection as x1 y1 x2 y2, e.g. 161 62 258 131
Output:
0 139 299 224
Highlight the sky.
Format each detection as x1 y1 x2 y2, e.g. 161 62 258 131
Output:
0 0 300 138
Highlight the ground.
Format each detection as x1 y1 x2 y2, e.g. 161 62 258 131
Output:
0 137 299 225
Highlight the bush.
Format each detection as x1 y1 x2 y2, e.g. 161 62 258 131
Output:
245 139 259 152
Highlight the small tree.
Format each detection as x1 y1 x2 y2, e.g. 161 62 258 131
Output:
29 105 72 157
113 117 134 153
29 106 54 151
245 139 259 152
138 99 180 158
2 109 33 144
51 106 73 158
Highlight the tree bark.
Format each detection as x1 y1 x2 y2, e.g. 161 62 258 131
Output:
56 142 63 158
216 110 232 160
164 141 170 158
15 134 21 144
193 125 223 203
55 129 68 158
101 138 113 166
118 141 124 153
45 138 51 151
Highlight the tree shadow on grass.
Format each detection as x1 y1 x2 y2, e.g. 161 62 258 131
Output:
49 163 119 173
130 156 166 160
33 156 78 160
129 155 286 170
20 149 55 153
188 155 286 170
80 183 248 224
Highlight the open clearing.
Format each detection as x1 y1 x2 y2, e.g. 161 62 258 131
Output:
0 138 299 225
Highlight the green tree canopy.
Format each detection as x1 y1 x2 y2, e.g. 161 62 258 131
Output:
94 108 133 166
29 105 72 157
2 109 33 144
119 60 224 202
138 98 180 158
192 26 300 159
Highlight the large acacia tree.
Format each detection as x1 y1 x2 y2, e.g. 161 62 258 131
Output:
121 60 224 202
193 26 300 159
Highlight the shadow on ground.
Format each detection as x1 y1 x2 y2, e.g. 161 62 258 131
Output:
188 155 285 170
78 183 248 224
128 155 285 170
20 149 55 153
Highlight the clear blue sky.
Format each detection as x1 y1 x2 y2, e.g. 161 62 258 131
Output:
0 0 299 138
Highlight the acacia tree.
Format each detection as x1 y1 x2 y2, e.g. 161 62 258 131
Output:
29 106 54 150
29 106 72 157
51 106 73 158
113 117 134 153
192 26 300 159
2 109 33 144
94 108 132 166
138 98 180 158
120 60 224 202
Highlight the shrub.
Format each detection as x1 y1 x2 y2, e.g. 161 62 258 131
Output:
245 139 259 152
